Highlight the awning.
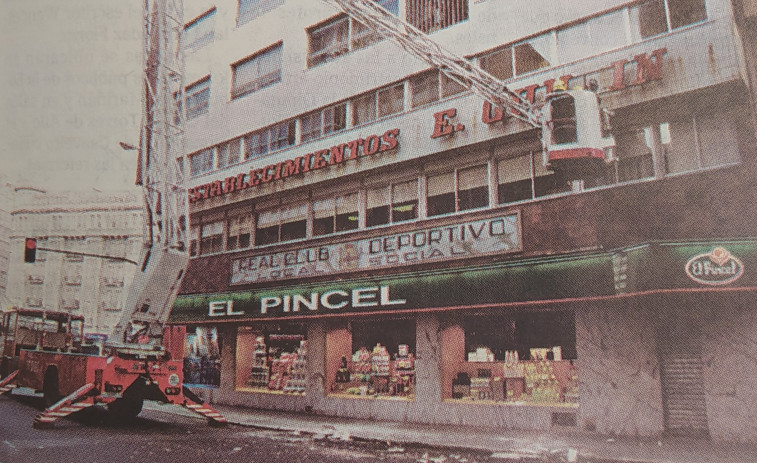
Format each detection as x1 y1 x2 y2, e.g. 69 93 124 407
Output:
169 239 757 324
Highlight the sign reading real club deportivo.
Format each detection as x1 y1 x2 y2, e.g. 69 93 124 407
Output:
231 213 521 285
685 247 744 286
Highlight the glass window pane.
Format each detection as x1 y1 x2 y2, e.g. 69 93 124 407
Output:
378 84 404 117
324 104 347 135
458 165 489 211
669 0 707 30
427 172 455 216
534 153 571 197
630 0 668 41
515 33 553 74
615 128 655 182
352 93 376 126
441 73 466 97
661 120 698 174
411 71 440 108
309 17 349 67
392 180 418 223
313 199 335 236
300 112 321 143
480 47 513 81
366 186 390 227
697 114 739 168
336 193 359 232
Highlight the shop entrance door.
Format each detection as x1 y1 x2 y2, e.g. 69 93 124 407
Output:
657 318 709 437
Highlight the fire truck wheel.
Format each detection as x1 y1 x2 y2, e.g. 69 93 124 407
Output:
108 398 144 420
42 368 61 408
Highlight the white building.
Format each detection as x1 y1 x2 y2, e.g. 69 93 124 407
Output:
7 188 143 337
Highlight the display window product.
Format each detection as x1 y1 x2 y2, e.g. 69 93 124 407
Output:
235 324 307 394
442 311 579 405
183 326 221 387
327 319 416 399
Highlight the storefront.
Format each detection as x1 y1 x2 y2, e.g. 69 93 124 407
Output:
172 238 757 436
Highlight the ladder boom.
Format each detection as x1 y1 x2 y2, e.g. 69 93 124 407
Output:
323 0 539 126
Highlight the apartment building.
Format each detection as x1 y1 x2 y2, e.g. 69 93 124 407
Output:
170 0 757 441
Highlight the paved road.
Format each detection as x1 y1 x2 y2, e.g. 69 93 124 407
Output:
0 396 504 463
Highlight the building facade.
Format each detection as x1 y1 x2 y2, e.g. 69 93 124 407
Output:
6 188 143 337
171 0 757 441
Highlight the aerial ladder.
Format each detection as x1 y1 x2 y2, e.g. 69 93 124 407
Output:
322 0 615 176
1 0 226 428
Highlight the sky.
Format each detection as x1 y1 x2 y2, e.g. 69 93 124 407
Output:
1 1 144 192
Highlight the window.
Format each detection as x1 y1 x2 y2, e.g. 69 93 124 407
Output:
479 33 554 80
630 0 707 41
184 8 215 50
231 43 283 99
365 180 419 227
189 148 214 176
614 128 655 182
238 0 283 26
185 77 210 119
410 70 439 108
558 10 625 63
185 326 222 387
351 83 404 126
443 312 578 404
407 0 469 33
313 193 360 236
300 103 347 143
427 165 489 217
189 226 199 256
256 204 307 246
498 153 570 204
236 324 306 393
308 2 399 67
216 139 242 169
200 221 224 255
308 16 349 67
243 120 296 159
227 215 252 250
328 319 416 399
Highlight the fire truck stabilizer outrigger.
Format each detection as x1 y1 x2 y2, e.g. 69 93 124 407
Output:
0 0 226 428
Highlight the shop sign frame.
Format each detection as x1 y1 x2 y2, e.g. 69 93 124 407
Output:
231 212 522 285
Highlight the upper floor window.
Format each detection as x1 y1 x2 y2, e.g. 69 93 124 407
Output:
313 193 360 236
300 103 347 143
238 0 284 27
409 70 466 108
497 153 571 206
217 139 242 169
427 164 489 217
200 221 224 255
189 148 214 177
256 204 307 246
630 0 707 41
558 10 625 63
185 76 211 119
184 8 215 50
227 215 252 250
479 33 554 81
352 83 404 127
407 0 469 34
243 120 296 160
231 43 283 99
366 180 419 227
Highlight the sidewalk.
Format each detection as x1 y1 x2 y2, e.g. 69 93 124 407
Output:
147 402 757 463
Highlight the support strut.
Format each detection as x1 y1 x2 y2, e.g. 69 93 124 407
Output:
0 370 19 396
33 383 96 429
182 385 227 426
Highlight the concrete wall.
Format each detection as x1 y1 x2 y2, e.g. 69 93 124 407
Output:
701 294 757 442
575 300 664 437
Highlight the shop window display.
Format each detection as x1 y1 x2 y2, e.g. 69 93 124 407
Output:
442 312 578 405
236 325 307 394
328 319 416 399
184 327 221 387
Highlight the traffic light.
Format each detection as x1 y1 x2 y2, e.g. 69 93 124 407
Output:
24 238 37 263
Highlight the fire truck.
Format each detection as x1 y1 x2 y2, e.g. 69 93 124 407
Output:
0 0 226 428
1 0 612 428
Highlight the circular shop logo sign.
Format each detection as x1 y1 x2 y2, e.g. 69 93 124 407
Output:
685 247 744 286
